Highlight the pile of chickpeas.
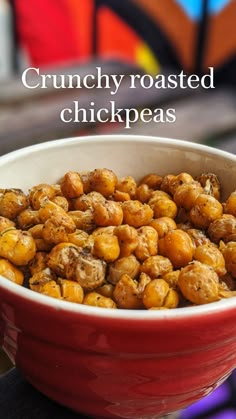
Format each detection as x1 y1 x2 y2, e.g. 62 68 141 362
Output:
0 168 236 310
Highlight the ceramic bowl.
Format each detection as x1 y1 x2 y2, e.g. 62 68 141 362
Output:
0 135 236 419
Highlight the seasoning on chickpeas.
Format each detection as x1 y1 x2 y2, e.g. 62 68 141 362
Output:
178 261 220 305
208 215 236 243
190 194 223 229
114 224 138 257
113 274 143 309
149 217 176 238
0 167 236 310
122 200 153 228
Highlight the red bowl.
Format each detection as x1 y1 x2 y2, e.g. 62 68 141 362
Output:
0 135 236 419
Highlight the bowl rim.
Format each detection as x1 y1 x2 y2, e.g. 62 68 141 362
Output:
0 134 236 165
1 273 236 320
0 134 236 321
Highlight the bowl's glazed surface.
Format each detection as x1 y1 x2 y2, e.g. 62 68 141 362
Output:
0 135 236 419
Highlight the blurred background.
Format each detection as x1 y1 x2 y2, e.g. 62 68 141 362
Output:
1 0 236 155
1 1 236 418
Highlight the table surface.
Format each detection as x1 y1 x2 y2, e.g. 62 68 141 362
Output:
1 368 236 419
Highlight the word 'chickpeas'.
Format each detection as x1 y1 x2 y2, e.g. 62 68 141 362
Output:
0 168 236 311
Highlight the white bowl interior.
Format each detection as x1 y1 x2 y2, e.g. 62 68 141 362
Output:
0 135 236 319
0 135 235 199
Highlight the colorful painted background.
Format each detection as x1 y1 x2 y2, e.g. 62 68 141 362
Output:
14 0 236 83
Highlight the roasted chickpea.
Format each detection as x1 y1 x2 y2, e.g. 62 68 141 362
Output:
50 244 106 291
37 281 62 298
194 244 226 276
224 191 236 217
42 214 76 245
196 173 221 200
83 292 117 309
73 192 106 211
60 171 83 199
221 241 236 278
51 196 69 212
0 228 36 266
113 274 143 309
122 200 153 228
113 190 130 202
28 251 48 275
143 279 179 309
74 249 107 290
163 270 180 288
28 224 52 252
68 209 95 233
108 254 140 284
162 288 180 308
208 215 236 243
42 219 67 245
160 174 176 194
79 171 92 194
92 226 116 236
138 272 152 295
134 226 158 261
140 255 173 278
173 181 203 210
143 279 169 309
47 242 81 278
0 189 29 220
178 261 220 305
135 184 152 203
159 229 194 268
93 201 123 227
38 200 67 223
153 198 178 219
114 225 138 257
28 223 44 239
149 217 176 238
58 278 84 303
161 173 193 196
29 267 54 289
29 184 59 210
168 173 194 196
17 209 40 229
89 168 117 198
91 201 120 228
93 234 120 262
0 216 15 233
148 190 171 208
42 208 75 234
67 229 90 247
116 176 137 198
190 194 223 229
139 173 163 189
96 283 115 299
0 258 24 285
29 268 61 299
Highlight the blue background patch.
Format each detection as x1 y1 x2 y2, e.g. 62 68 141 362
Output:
176 0 230 20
